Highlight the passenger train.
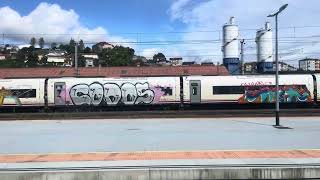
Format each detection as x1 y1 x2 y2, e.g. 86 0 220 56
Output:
0 74 319 110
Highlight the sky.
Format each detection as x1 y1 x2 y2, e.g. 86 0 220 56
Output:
1 0 320 65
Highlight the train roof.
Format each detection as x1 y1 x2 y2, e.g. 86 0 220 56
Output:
0 66 229 79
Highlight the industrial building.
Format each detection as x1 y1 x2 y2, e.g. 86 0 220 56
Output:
299 58 320 71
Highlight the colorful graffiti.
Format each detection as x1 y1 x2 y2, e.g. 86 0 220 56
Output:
69 82 160 106
0 87 22 106
238 85 312 103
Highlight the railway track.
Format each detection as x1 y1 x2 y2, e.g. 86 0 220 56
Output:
0 108 319 120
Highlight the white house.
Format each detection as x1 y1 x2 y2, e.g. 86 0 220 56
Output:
82 54 99 67
170 57 183 66
47 50 67 64
0 54 6 60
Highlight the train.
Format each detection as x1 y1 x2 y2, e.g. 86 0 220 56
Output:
0 74 319 111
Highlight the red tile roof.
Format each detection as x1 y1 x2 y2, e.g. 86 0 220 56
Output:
0 65 229 79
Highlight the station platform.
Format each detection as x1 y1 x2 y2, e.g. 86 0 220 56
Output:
1 149 320 163
0 117 320 179
0 150 320 179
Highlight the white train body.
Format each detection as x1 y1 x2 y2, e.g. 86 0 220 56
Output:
47 77 180 106
0 74 318 108
183 75 315 104
0 79 45 106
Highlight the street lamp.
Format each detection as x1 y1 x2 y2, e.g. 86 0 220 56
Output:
267 4 288 127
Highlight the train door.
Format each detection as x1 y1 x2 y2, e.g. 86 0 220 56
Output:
190 80 201 104
54 82 66 106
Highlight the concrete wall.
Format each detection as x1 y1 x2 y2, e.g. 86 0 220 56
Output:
1 166 320 180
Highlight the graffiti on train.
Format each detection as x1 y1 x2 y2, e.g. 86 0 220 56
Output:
238 85 312 103
0 87 22 106
69 82 155 106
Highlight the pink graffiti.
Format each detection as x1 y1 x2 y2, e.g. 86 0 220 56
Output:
58 87 72 105
241 81 272 86
151 84 174 103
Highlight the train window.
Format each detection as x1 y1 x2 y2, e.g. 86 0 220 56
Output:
212 86 244 94
213 85 309 95
10 89 37 98
192 87 198 95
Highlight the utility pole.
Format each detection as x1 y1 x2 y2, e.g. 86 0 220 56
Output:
275 14 280 126
268 4 288 128
75 42 79 77
240 39 245 75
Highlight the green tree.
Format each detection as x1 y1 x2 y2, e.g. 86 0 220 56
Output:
39 37 45 49
0 59 25 68
72 55 86 67
79 39 85 52
92 43 103 53
30 37 37 47
84 47 92 53
58 44 74 54
99 46 134 66
132 56 146 66
26 47 39 67
16 47 30 61
78 55 86 67
69 38 76 47
153 53 166 62
51 42 57 49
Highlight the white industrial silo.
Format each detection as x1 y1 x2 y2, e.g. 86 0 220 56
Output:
222 17 239 59
256 22 273 62
222 17 240 75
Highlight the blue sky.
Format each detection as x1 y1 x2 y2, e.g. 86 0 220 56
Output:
1 0 320 64
0 0 185 33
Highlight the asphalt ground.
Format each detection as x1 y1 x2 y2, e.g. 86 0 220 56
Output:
0 117 319 154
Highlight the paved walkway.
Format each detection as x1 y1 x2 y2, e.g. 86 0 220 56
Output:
1 150 320 163
1 117 320 154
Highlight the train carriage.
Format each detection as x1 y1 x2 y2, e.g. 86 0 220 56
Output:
0 79 45 107
0 74 319 111
184 75 315 104
47 77 180 107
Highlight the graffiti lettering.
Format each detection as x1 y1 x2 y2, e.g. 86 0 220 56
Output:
241 81 272 86
89 83 104 106
70 84 91 106
135 83 154 104
238 85 312 103
69 82 155 106
104 83 121 105
121 83 137 105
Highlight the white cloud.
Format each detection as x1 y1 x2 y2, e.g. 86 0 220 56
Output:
169 0 192 22
140 48 164 59
168 0 320 65
0 2 131 46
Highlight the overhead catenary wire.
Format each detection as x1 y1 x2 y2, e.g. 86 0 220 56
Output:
2 25 320 66
3 24 320 36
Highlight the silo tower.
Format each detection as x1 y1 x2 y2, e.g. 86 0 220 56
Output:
222 17 240 75
256 22 274 73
